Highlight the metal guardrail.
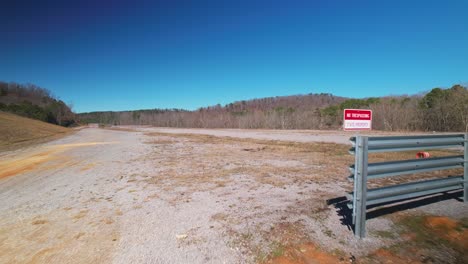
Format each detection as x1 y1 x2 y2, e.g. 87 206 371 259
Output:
348 134 467 238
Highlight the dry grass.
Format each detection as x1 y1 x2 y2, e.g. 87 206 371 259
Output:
102 126 139 132
361 215 468 264
141 131 465 263
141 132 355 261
143 132 462 193
143 132 353 194
0 111 72 152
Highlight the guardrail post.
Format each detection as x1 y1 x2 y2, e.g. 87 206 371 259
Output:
354 136 368 238
352 137 358 225
464 134 467 202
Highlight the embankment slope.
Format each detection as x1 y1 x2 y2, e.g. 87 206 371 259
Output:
0 111 70 151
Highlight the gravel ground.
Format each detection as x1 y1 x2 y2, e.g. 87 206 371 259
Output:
136 127 431 145
0 127 466 263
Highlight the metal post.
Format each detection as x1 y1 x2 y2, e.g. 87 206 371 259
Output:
354 136 368 238
352 137 359 225
464 134 468 202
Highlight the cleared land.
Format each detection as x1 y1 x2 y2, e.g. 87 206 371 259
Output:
0 127 466 263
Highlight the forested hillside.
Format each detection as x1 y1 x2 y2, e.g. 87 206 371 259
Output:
0 82 76 127
78 85 468 132
78 93 346 129
2 81 465 132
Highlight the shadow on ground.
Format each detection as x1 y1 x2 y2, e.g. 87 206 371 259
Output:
327 191 463 233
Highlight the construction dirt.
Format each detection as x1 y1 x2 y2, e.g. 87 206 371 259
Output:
0 127 466 263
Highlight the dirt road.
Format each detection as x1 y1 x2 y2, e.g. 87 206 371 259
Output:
0 128 466 263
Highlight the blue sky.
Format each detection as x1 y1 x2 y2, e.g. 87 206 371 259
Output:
1 0 467 113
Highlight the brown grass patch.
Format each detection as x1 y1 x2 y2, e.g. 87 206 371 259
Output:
102 126 138 132
144 193 160 202
362 215 468 263
102 217 114 225
74 232 86 239
114 209 123 216
142 131 466 263
425 216 468 247
31 220 48 225
0 111 72 152
367 248 419 264
73 210 88 220
143 132 461 196
226 220 347 264
264 242 347 264
211 213 229 222
144 138 175 145
143 132 353 194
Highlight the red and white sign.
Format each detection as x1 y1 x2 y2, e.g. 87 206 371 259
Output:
343 109 372 131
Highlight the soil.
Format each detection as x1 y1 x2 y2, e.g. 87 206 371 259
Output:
0 127 466 263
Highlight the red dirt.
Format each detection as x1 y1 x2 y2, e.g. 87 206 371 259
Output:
0 142 116 179
0 150 55 179
266 243 346 264
372 249 422 264
425 216 468 250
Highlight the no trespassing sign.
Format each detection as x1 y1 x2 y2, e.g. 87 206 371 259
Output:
343 109 372 131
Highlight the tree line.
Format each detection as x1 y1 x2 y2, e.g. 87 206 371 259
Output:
0 82 76 127
78 93 345 129
2 81 465 131
79 84 467 132
313 85 468 132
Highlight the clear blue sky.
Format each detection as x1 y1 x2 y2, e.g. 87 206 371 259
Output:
1 0 467 113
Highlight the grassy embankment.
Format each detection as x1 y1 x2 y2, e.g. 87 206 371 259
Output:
0 111 71 152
